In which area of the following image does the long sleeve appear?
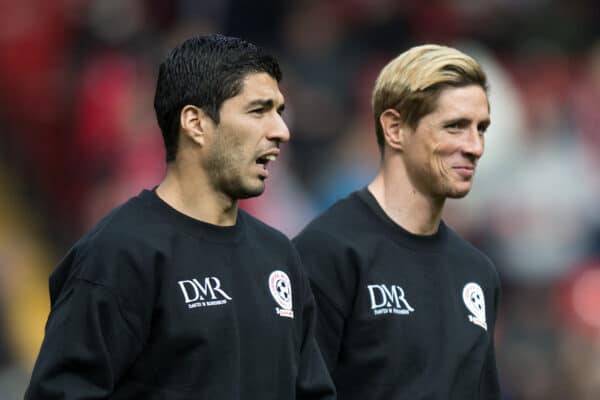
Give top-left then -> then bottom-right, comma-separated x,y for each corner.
293,248 -> 337,400
479,270 -> 502,399
25,279 -> 144,399
293,229 -> 358,374
479,336 -> 501,399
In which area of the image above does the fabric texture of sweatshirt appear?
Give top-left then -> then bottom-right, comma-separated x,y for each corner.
26,189 -> 336,400
293,188 -> 501,400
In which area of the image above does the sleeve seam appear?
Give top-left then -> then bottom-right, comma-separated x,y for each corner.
310,282 -> 347,320
74,278 -> 146,344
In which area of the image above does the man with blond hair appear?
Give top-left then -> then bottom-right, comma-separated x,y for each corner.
294,44 -> 501,399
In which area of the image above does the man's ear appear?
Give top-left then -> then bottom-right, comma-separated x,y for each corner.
180,105 -> 211,147
379,109 -> 406,151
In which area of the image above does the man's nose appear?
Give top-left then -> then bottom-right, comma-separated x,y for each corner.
462,127 -> 484,159
267,113 -> 290,143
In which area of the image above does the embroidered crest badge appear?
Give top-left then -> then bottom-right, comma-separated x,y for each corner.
463,282 -> 487,330
269,270 -> 294,318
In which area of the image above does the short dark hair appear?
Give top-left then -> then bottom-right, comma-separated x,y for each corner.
154,34 -> 282,162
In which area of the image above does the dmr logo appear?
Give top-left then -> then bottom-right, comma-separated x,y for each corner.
178,277 -> 232,309
367,284 -> 415,316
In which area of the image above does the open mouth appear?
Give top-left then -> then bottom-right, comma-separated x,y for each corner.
256,154 -> 277,166
255,153 -> 278,178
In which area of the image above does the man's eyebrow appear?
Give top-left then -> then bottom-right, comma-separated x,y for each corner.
478,119 -> 491,130
247,99 -> 274,109
247,99 -> 285,113
443,117 -> 491,126
443,118 -> 470,126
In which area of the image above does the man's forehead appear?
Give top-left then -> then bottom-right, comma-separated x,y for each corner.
238,72 -> 284,102
435,85 -> 489,117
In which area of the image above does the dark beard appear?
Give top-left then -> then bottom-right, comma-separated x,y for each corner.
205,165 -> 265,200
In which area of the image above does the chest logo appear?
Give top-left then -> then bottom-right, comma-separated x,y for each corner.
178,277 -> 232,309
463,282 -> 487,330
367,284 -> 415,316
269,270 -> 294,319
269,270 -> 294,318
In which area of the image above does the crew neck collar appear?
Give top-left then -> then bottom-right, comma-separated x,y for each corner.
356,187 -> 447,251
138,188 -> 245,243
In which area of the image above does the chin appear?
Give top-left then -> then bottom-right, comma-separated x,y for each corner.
447,191 -> 470,199
446,185 -> 473,199
232,183 -> 266,199
436,179 -> 472,199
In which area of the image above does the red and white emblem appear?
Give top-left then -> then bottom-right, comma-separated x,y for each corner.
269,270 -> 294,318
463,282 -> 487,330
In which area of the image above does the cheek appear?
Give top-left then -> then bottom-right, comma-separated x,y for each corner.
430,143 -> 448,171
430,141 -> 464,180
432,139 -> 460,160
222,132 -> 249,161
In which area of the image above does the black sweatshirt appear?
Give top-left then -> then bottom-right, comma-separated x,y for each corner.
293,188 -> 501,400
25,189 -> 335,399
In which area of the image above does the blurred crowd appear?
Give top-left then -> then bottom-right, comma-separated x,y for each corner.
1,0 -> 599,398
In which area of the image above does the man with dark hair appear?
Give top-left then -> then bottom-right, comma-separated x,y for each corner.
25,34 -> 335,399
294,44 -> 501,399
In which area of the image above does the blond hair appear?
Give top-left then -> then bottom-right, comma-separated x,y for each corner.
372,44 -> 488,153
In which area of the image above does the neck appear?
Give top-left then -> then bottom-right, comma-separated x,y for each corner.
368,158 -> 444,235
156,162 -> 238,226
